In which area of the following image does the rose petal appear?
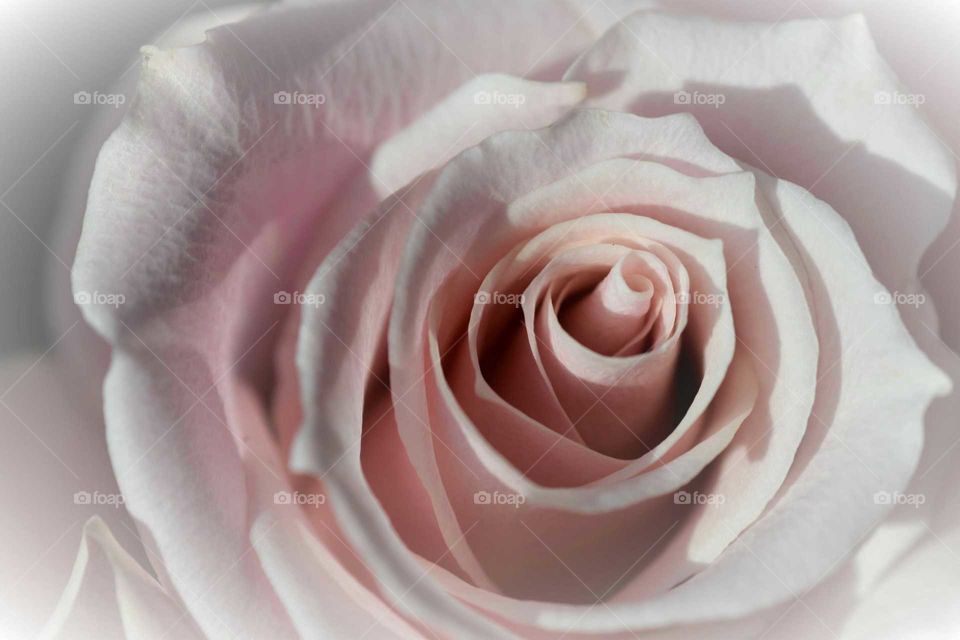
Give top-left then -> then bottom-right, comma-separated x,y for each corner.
290,184 -> 512,636
371,74 -> 586,197
540,173 -> 949,633
39,517 -> 203,640
390,109 -> 743,517
527,243 -> 686,457
0,354 -> 132,637
566,10 -> 957,299
74,2 -> 613,637
388,111 -> 816,602
839,530 -> 960,639
221,380 -> 423,640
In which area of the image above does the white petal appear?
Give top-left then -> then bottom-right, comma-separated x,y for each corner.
566,11 -> 957,298
40,518 -> 203,640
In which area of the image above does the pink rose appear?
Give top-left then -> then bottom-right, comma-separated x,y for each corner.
14,1 -> 958,639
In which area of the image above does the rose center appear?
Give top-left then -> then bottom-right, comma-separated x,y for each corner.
556,250 -> 675,357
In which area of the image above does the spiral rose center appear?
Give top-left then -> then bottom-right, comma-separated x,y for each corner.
455,216 -> 701,464
557,250 -> 675,357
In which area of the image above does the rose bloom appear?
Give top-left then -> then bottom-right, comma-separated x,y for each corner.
13,1 -> 960,639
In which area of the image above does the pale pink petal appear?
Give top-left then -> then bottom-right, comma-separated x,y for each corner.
839,531 -> 960,639
45,4 -> 267,402
566,11 -> 957,301
72,2 -> 611,638
535,173 -> 948,633
223,381 -> 424,640
39,518 -> 203,640
371,74 -> 586,197
527,243 -> 685,457
0,356 -> 128,637
388,110 -> 743,538
290,184 -> 513,637
753,329 -> 960,639
102,352 -> 299,638
463,211 -> 733,488
386,110 -> 818,604
558,249 -> 673,355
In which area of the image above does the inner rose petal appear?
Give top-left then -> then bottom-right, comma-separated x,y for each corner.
451,211 -> 737,490
415,213 -> 751,600
377,118 -> 763,609
557,249 -> 674,356
522,243 -> 687,459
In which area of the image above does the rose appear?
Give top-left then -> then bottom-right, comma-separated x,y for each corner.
21,2 -> 958,639
33,2 -> 956,636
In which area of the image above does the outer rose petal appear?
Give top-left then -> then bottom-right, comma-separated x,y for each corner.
71,1 -> 607,637
371,75 -> 587,197
566,11 -> 957,298
0,356 -> 128,637
226,381 -> 424,640
753,310 -> 960,639
860,1 -> 960,352
45,3 -> 268,405
39,518 -> 203,640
